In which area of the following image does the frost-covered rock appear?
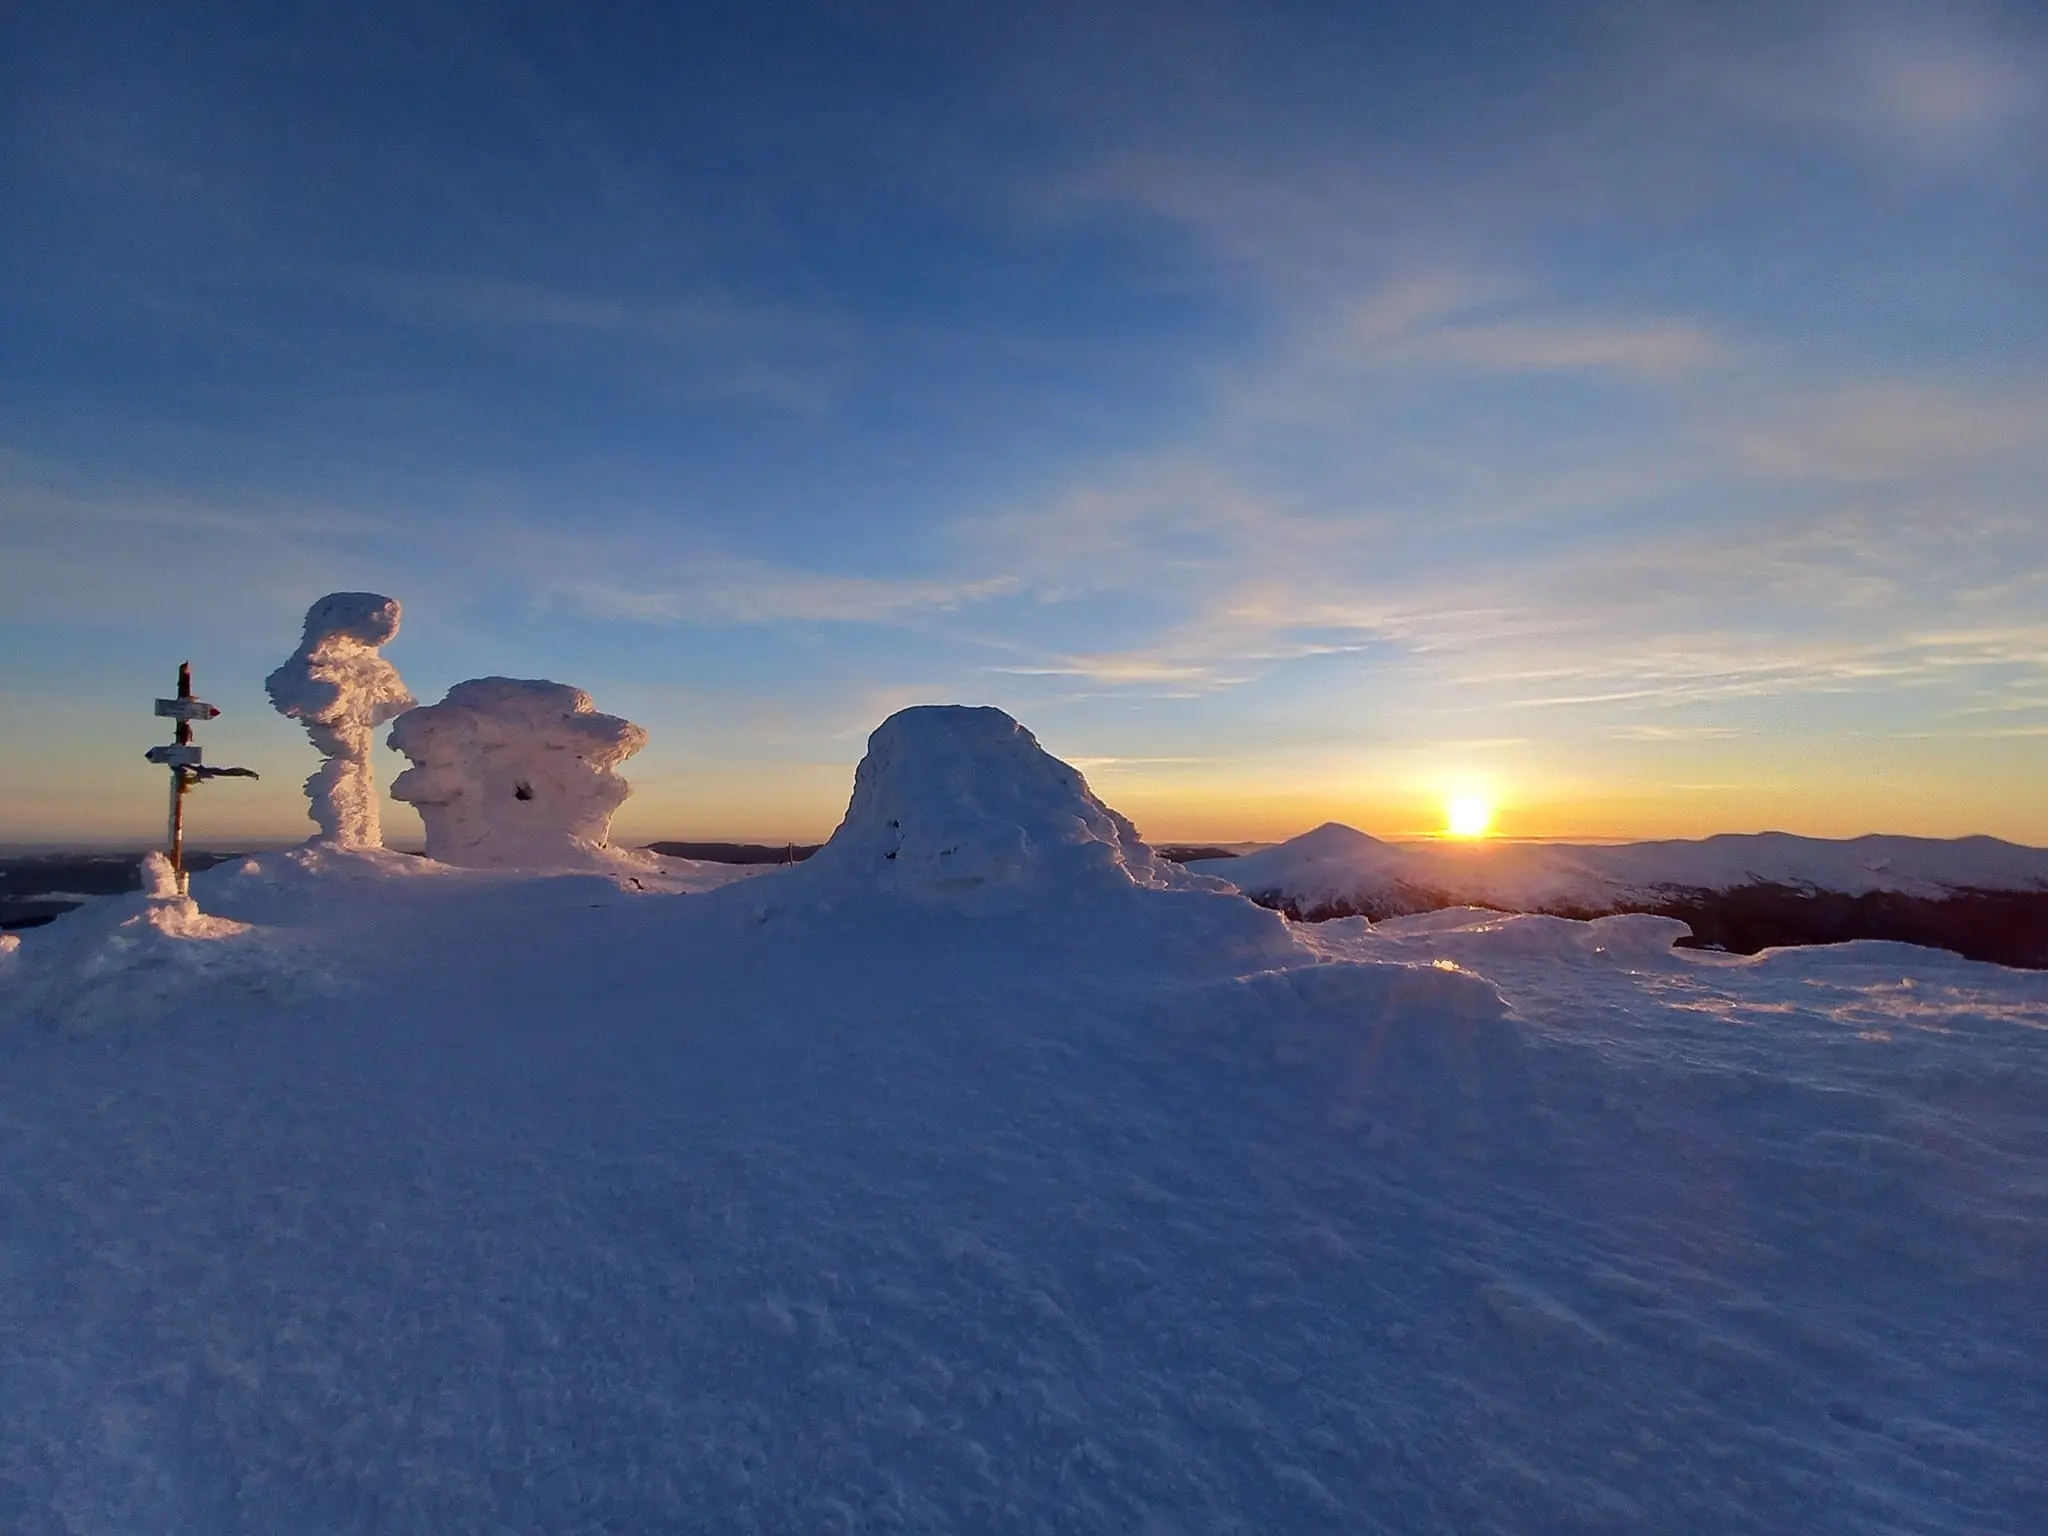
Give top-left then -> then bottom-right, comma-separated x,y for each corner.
266,592 -> 416,848
387,678 -> 648,869
792,705 -> 1222,899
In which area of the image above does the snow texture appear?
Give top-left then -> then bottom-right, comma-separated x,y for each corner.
786,705 -> 1225,904
2,755 -> 2045,1533
0,854 -> 288,1033
388,677 -> 648,870
1202,821 -> 2048,918
264,593 -> 416,848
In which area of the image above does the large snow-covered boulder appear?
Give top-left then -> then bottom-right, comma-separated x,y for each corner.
266,592 -> 417,848
792,705 -> 1216,899
387,678 -> 648,869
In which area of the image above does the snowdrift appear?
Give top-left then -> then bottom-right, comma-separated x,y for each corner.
0,854 -> 308,1033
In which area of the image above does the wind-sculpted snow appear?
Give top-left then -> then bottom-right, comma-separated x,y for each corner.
388,677 -> 648,870
266,592 -> 416,848
785,705 -> 1226,904
0,850 -> 2043,1533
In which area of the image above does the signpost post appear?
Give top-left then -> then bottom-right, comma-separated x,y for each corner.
147,662 -> 257,895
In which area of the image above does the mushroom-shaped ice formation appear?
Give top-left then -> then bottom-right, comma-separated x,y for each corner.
795,704 -> 1208,896
266,592 -> 417,847
387,678 -> 648,868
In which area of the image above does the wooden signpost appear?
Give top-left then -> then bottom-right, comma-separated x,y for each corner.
147,662 -> 257,895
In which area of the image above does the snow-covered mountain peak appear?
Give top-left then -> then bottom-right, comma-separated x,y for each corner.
1287,821 -> 1389,861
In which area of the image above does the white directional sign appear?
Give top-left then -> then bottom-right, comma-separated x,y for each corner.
155,697 -> 222,722
149,662 -> 255,896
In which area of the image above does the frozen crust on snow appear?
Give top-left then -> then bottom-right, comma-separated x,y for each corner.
788,705 -> 1224,900
388,677 -> 648,870
265,592 -> 416,849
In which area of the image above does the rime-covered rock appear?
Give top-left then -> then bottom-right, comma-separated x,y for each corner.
792,705 -> 1218,898
387,678 -> 647,869
266,593 -> 416,847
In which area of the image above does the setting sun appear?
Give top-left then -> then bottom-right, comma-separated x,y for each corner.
1446,795 -> 1494,839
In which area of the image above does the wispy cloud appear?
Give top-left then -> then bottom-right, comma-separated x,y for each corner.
310,267 -> 852,409
0,461 -> 394,629
1369,318 -> 1724,379
1065,755 -> 1216,768
1314,273 -> 1727,380
568,566 -> 1019,627
1707,16 -> 2046,158
1725,381 -> 2048,482
323,270 -> 764,340
1610,723 -> 1749,742
949,409 -> 2048,737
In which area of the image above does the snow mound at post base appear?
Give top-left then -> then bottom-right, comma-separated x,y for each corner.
787,705 -> 1225,902
0,854 -> 305,1032
388,678 -> 649,871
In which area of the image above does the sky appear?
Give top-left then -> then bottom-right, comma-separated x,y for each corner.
3,0 -> 2045,848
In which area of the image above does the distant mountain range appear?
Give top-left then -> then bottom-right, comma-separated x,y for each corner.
1189,825 -> 2048,969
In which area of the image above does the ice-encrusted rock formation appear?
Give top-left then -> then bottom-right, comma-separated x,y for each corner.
266,593 -> 416,847
387,678 -> 648,869
793,705 -> 1219,898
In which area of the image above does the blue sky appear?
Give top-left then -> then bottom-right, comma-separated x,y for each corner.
4,0 -> 2045,846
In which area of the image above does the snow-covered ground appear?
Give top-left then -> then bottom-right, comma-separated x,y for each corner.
3,717 -> 2044,1533
1195,822 -> 2048,918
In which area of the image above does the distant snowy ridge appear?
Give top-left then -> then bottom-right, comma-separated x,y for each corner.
1194,823 -> 2048,922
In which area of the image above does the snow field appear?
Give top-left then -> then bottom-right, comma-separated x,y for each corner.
2,859 -> 2043,1533
1,709 -> 2043,1533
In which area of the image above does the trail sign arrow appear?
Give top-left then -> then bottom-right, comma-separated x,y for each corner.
145,743 -> 204,768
